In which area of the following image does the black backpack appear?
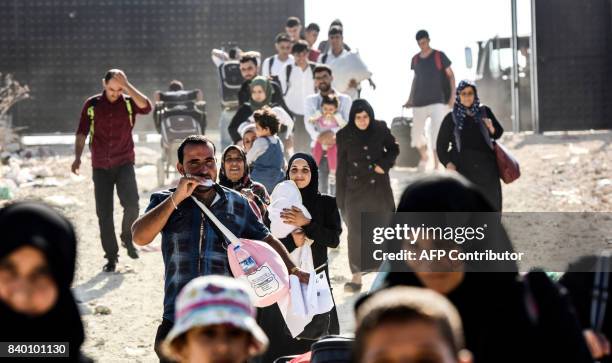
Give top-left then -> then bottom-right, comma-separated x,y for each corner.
217,60 -> 244,106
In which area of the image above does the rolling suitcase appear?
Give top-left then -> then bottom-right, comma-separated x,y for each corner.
391,107 -> 420,168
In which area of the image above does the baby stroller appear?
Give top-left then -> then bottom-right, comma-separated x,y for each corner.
154,90 -> 206,186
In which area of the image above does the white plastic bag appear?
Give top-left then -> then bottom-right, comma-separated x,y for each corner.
268,181 -> 312,239
329,51 -> 372,93
278,241 -> 334,337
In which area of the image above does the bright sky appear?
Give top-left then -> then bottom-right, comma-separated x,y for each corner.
305,0 -> 532,123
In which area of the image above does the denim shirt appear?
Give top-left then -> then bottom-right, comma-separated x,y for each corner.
145,185 -> 270,322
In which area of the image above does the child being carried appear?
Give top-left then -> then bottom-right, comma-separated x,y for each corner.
308,94 -> 346,177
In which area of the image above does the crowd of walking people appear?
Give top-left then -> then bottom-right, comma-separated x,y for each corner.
0,15 -> 610,363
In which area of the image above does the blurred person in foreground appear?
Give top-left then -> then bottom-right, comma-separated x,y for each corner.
354,286 -> 472,363
162,275 -> 268,363
0,202 -> 92,362
373,173 -> 594,363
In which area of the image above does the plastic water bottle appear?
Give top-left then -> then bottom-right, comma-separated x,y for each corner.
234,245 -> 257,274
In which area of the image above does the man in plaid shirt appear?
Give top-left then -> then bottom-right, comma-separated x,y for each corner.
131,135 -> 309,362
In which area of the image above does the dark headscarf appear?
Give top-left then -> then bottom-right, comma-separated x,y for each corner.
451,80 -> 483,131
247,76 -> 274,111
353,174 -> 519,313
396,173 -> 517,273
348,99 -> 376,141
286,153 -> 320,210
219,145 -> 253,191
398,173 -> 494,212
451,80 -> 492,152
0,202 -> 86,360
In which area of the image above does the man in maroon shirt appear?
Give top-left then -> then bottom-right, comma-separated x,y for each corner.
72,69 -> 152,272
305,22 -> 321,62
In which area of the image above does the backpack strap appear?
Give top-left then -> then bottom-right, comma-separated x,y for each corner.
283,62 -> 317,96
411,54 -> 419,68
87,97 -> 99,147
321,52 -> 328,64
124,97 -> 134,127
434,50 -> 443,71
87,96 -> 133,147
284,64 -> 293,96
268,56 -> 275,76
308,62 -> 317,73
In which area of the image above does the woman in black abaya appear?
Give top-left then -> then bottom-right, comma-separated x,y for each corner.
257,153 -> 342,363
0,202 -> 91,362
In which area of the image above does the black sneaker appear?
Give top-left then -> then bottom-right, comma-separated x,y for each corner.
127,247 -> 139,259
103,260 -> 116,273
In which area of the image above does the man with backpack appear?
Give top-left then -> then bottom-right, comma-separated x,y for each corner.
404,30 -> 456,171
319,25 -> 375,101
71,69 -> 151,272
212,46 -> 243,150
261,33 -> 294,80
278,40 -> 316,153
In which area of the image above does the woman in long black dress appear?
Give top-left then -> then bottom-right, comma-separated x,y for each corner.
336,99 -> 399,292
436,80 -> 504,211
256,153 -> 342,362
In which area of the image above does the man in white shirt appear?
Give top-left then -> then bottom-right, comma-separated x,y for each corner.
304,65 -> 352,195
279,40 -> 316,154
319,26 -> 375,100
262,33 -> 294,79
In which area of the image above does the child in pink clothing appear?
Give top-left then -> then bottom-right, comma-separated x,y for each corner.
309,94 -> 346,173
